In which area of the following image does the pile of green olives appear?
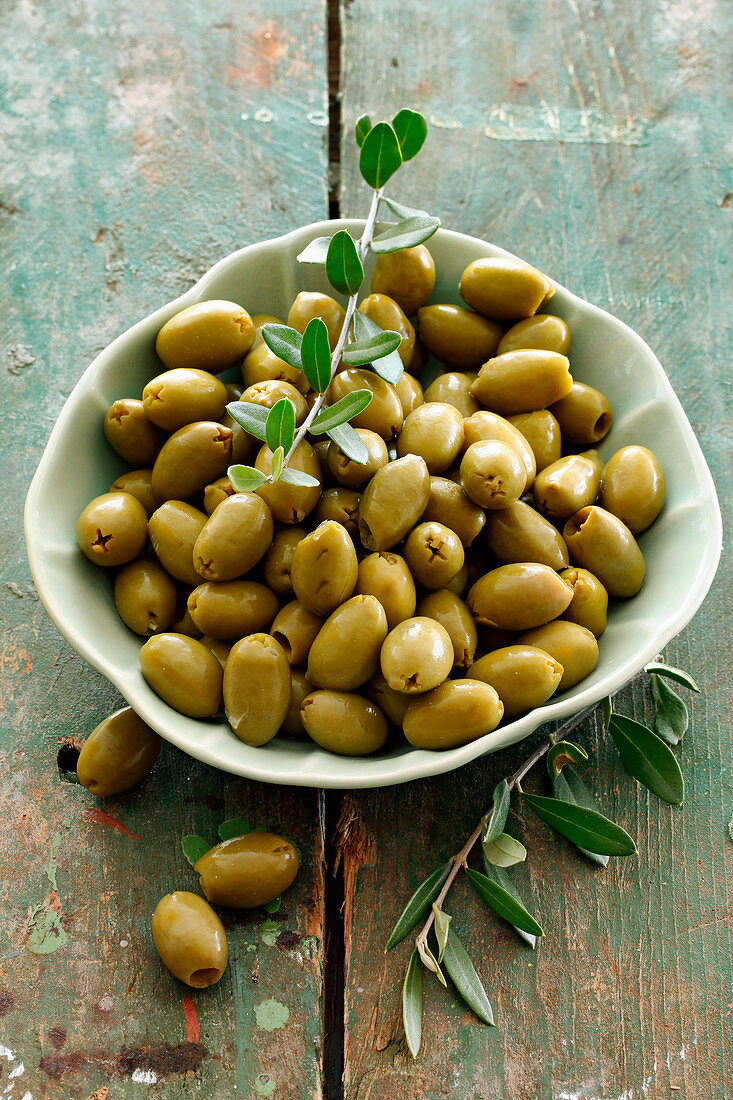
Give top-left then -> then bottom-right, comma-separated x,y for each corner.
76,248 -> 666,758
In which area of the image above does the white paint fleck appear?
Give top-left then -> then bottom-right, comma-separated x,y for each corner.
0,1048 -> 15,1062
306,110 -> 328,127
254,108 -> 274,123
131,1069 -> 157,1084
97,995 -> 114,1011
119,939 -> 128,948
20,1093 -> 32,1100
8,1064 -> 24,1079
240,113 -> 249,121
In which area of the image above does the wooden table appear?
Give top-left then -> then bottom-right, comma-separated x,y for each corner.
1,1 -> 730,1096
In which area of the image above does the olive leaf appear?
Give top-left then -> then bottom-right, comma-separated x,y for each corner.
354,114 -> 372,148
482,832 -> 527,868
385,862 -> 451,951
547,740 -> 589,777
432,905 -> 452,963
228,464 -> 267,493
359,121 -> 403,190
441,930 -> 494,1026
479,859 -> 538,948
341,330 -> 403,366
551,766 -> 609,867
392,108 -> 428,161
218,818 -> 251,841
651,674 -> 689,745
260,323 -> 303,370
371,215 -> 441,254
300,316 -> 332,393
352,311 -> 403,384
226,401 -> 269,441
482,779 -> 510,845
296,236 -> 332,264
181,835 -> 210,867
326,230 -> 364,297
402,949 -> 423,1059
417,938 -> 447,987
326,421 -> 369,464
269,446 -> 284,481
465,867 -> 544,938
522,793 -> 637,856
380,195 -> 431,221
265,398 -> 296,456
601,695 -> 613,726
279,466 -> 321,488
309,391 -> 373,434
263,896 -> 281,914
608,714 -> 684,805
644,662 -> 700,693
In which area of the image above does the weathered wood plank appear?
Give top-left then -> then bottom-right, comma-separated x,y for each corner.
339,1 -> 732,1096
0,1 -> 328,1096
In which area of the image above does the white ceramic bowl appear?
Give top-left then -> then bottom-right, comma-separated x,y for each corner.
25,220 -> 722,788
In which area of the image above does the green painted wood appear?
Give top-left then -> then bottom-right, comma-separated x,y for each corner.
339,1 -> 732,1097
0,1 -> 328,1096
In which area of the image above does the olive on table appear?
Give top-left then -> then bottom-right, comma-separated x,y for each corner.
148,500 -> 208,587
152,892 -> 228,988
459,257 -> 553,320
507,410 -> 562,473
497,314 -> 571,356
77,707 -> 162,796
312,487 -> 361,536
300,691 -> 388,756
533,451 -> 603,521
355,551 -> 416,631
396,402 -> 465,474
416,589 -> 477,670
114,557 -> 178,635
192,493 -> 274,581
103,398 -> 167,467
262,526 -> 308,596
404,521 -> 465,590
110,469 -> 157,515
417,304 -> 502,370
255,441 -> 322,524
470,351 -> 573,414
358,454 -> 431,551
77,492 -> 148,567
467,645 -> 563,719
380,616 -> 454,694
327,429 -> 389,488
599,445 -> 665,533
195,833 -> 300,909
329,369 -> 403,440
485,500 -> 569,570
468,563 -> 574,632
140,633 -> 223,717
423,372 -> 480,418
290,520 -> 358,616
223,633 -> 291,745
420,477 -> 486,547
151,421 -> 232,503
187,580 -> 279,640
395,371 -> 424,416
241,341 -> 310,394
288,291 -> 346,351
519,620 -> 598,691
558,567 -> 608,637
156,300 -> 255,373
240,380 -> 309,425
203,477 -> 236,515
358,293 -> 415,367
271,600 -> 323,665
142,368 -> 228,431
306,595 -> 388,690
564,506 -> 645,598
461,410 -> 536,488
550,381 -> 613,446
460,439 -> 527,509
403,679 -> 504,749
371,244 -> 436,316
282,668 -> 315,737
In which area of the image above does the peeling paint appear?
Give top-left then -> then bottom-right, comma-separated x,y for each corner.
254,1000 -> 289,1032
260,919 -> 283,947
254,1072 -> 275,1096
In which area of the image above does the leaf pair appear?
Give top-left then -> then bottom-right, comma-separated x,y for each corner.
297,231 -> 364,297
181,817 -> 255,866
481,779 -> 526,868
355,109 -> 427,188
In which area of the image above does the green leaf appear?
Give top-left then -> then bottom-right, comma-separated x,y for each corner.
385,862 -> 451,951
644,662 -> 700,693
326,229 -> 364,297
417,939 -> 447,987
371,215 -> 441,254
352,311 -> 403,384
652,675 -> 689,745
551,768 -> 609,867
265,398 -> 296,456
226,401 -> 269,441
354,114 -> 372,148
260,324 -> 303,370
442,930 -> 494,1026
522,793 -> 637,855
402,949 -> 423,1058
263,896 -> 281,914
228,464 -> 267,493
300,316 -> 332,393
341,330 -> 403,366
326,421 -> 369,464
278,466 -> 321,488
218,818 -> 251,840
608,714 -> 685,805
270,445 -> 284,481
482,780 -> 510,845
547,740 -> 589,777
479,859 -> 538,948
181,835 -> 210,867
310,390 -> 373,434
482,832 -> 527,868
432,905 -> 451,963
297,236 -> 332,264
465,867 -> 544,938
601,695 -> 613,726
380,195 -> 431,221
359,121 -> 403,190
392,108 -> 428,160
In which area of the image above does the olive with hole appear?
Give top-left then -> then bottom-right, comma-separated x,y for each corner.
195,832 -> 300,909
290,520 -> 358,616
468,563 -> 574,631
368,673 -> 412,728
193,493 -> 274,581
156,300 -> 255,373
461,410 -> 536,488
533,451 -> 603,521
404,521 -> 465,590
559,567 -> 608,637
507,410 -> 562,473
271,600 -> 322,665
395,371 -> 424,416
403,679 -> 504,749
380,616 -> 454,694
417,304 -> 502,370
103,398 -> 167,468
358,292 -> 415,367
307,595 -> 388,690
240,379 -> 309,425
76,707 -> 162,797
396,402 -> 464,474
151,421 -> 232,503
471,351 -> 573,415
255,441 -> 322,524
152,892 -> 228,988
355,551 -> 416,631
241,341 -> 310,394
77,492 -> 149,567
187,580 -> 279,640
371,244 -> 436,316
564,506 -> 645,598
223,633 -> 291,745
110,469 -> 157,515
421,477 -> 486,547
417,589 -> 477,670
550,382 -> 613,446
599,445 -> 665,533
288,291 -> 346,352
282,668 -> 315,737
200,636 -> 232,667
114,557 -> 178,635
460,439 -> 527,510
140,633 -> 223,717
467,645 -> 564,719
485,500 -> 569,570
300,690 -> 388,756
519,621 -> 599,691
423,372 -> 480,418
142,368 -> 228,431
329,369 -> 404,439
497,314 -> 570,356
312,487 -> 361,536
327,429 -> 389,489
262,526 -> 308,596
358,454 -> 431,551
459,257 -> 553,320
204,476 -> 236,515
148,500 -> 208,587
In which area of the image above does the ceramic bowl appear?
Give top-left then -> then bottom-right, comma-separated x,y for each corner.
24,220 -> 722,788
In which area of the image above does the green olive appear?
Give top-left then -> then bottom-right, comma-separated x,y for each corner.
241,341 -> 310,394
497,314 -> 570,356
156,300 -> 255,373
240,380 -> 309,425
329,369 -> 403,439
114,557 -> 178,635
327,429 -> 389,489
219,409 -> 256,465
300,690 -> 388,755
359,293 -> 415,366
77,492 -> 149,567
467,645 -> 563,719
104,398 -> 167,467
459,257 -> 553,320
148,501 -> 208,586
262,526 -> 308,596
142,368 -> 228,431
533,451 -> 603,521
110,469 -> 157,515
471,351 -> 572,415
423,372 -> 480,418
507,410 -> 562,473
151,421 -> 232,503
290,520 -> 358,615
356,552 -> 416,630
140,633 -> 223,717
255,441 -> 322,523
250,314 -> 284,345
358,454 -> 431,551
417,305 -> 502,370
558,567 -> 608,636
271,600 -> 322,665
518,621 -> 599,690
371,244 -> 436,316
200,636 -> 232,667
223,633 -> 290,745
396,402 -> 465,474
421,477 -> 486,547
408,337 -> 429,375
460,439 -> 527,509
368,673 -> 412,728
171,589 -> 203,639
563,506 -> 645,598
282,668 -> 315,737
599,445 -> 665,533
187,580 -> 279,640
395,371 -> 424,416
380,616 -> 454,694
403,680 -> 504,749
311,487 -> 361,537
203,477 -> 236,515
193,493 -> 273,581
288,292 -> 346,352
195,833 -> 299,908
404,521 -> 465,590
416,589 -> 477,669
77,707 -> 162,796
152,892 -> 228,988
312,439 -> 333,485
485,500 -> 569,570
468,563 -> 573,631
461,410 -> 536,488
444,561 -> 469,596
306,595 -> 388,690
550,382 -> 613,446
